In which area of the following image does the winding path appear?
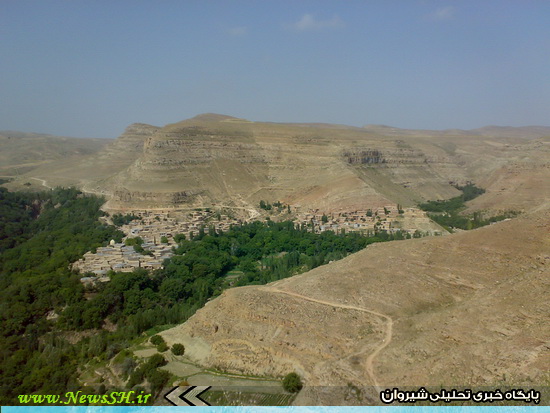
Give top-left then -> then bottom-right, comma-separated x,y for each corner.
30,177 -> 52,189
261,286 -> 393,390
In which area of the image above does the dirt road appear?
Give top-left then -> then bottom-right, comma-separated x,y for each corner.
30,177 -> 52,189
261,286 -> 393,389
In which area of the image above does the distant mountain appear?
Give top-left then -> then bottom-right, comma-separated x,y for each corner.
363,124 -> 550,139
470,125 -> 550,139
7,123 -> 159,191
0,131 -> 110,177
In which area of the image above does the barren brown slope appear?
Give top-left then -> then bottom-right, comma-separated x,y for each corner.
161,210 -> 550,404
8,123 -> 158,191
466,137 -> 550,214
0,131 -> 109,177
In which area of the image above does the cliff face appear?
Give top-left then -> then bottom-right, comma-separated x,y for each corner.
104,123 -> 160,156
98,115 -> 482,209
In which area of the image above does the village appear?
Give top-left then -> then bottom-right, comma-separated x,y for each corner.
294,205 -> 441,236
72,208 -> 241,283
73,204 -> 442,284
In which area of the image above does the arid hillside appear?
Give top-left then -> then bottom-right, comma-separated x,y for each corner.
11,114 -> 548,213
0,131 -> 109,179
5,123 -> 159,193
101,115 -> 549,211
161,208 -> 550,404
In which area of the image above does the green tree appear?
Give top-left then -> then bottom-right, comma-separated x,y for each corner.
147,369 -> 170,395
282,372 -> 303,393
150,335 -> 165,346
125,237 -> 143,246
171,343 -> 185,356
147,353 -> 167,368
174,233 -> 186,243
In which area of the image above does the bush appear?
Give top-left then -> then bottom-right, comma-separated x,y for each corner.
147,369 -> 171,395
157,342 -> 169,352
147,354 -> 167,368
150,335 -> 165,346
127,367 -> 146,388
282,372 -> 303,393
171,343 -> 185,356
119,357 -> 137,379
125,237 -> 144,246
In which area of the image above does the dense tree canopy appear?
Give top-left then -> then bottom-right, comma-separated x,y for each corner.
0,188 -> 124,403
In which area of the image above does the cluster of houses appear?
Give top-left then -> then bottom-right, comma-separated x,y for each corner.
118,209 -> 240,244
74,204 -> 441,285
73,240 -> 173,285
294,205 -> 441,236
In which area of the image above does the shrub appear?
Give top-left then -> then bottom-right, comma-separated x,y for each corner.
127,367 -> 145,388
147,369 -> 171,394
157,342 -> 169,352
147,353 -> 167,368
282,372 -> 303,393
150,335 -> 165,346
171,343 -> 185,356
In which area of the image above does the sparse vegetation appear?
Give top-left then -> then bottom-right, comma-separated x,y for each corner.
127,353 -> 169,392
259,200 -> 288,213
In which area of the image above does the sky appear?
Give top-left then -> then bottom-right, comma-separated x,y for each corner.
1,1 -> 549,138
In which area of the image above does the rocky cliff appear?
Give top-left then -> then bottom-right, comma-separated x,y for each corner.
95,115 -> 484,209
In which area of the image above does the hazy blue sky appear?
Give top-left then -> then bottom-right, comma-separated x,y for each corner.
1,1 -> 549,138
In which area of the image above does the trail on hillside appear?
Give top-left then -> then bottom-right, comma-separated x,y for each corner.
261,286 -> 393,389
30,177 -> 52,189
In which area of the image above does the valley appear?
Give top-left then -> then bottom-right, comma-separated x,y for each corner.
1,115 -> 549,406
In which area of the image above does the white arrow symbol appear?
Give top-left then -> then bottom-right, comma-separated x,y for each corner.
164,386 -> 211,406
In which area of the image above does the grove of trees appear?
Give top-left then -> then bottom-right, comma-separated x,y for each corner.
419,183 -> 517,231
